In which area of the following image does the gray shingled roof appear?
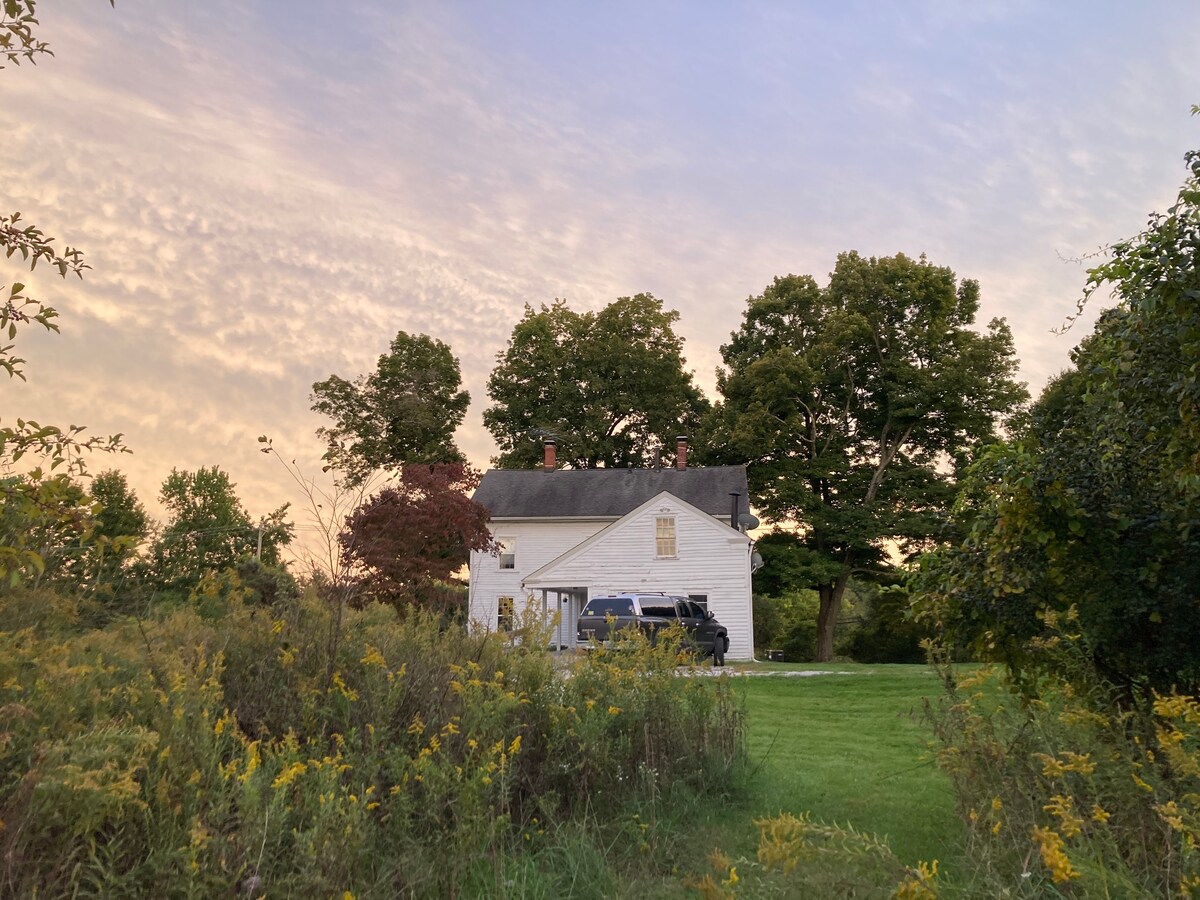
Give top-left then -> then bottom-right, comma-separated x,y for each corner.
473,466 -> 750,519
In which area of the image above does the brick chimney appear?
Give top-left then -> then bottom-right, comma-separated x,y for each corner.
543,439 -> 556,471
676,435 -> 688,470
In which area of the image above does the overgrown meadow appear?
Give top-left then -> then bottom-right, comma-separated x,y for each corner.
0,585 -> 744,897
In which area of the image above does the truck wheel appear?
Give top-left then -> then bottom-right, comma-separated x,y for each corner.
713,636 -> 726,667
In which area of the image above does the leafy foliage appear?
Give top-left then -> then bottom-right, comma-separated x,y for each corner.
1,1 -> 114,68
484,294 -> 709,469
842,583 -> 930,664
0,473 -> 93,587
751,588 -> 820,661
927,636 -> 1200,898
147,466 -> 293,594
1,10 -> 125,586
0,216 -> 127,480
339,463 -> 495,610
918,148 -> 1200,697
707,253 -> 1026,660
78,469 -> 149,590
311,331 -> 470,485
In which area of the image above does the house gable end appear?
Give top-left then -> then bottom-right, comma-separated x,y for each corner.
523,490 -> 749,588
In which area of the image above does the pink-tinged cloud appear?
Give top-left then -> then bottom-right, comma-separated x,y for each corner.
3,1 -> 1197,558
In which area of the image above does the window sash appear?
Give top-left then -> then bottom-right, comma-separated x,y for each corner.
497,596 -> 514,631
655,517 -> 676,557
498,539 -> 516,570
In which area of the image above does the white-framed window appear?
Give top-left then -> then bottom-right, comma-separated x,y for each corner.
498,538 -> 516,570
688,593 -> 709,613
655,516 -> 676,557
498,596 -> 515,631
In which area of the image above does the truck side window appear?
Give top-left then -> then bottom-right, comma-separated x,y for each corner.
640,601 -> 676,618
583,597 -> 635,617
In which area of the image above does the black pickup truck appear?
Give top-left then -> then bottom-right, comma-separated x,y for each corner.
576,593 -> 729,666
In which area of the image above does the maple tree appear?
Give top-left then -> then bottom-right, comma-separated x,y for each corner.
339,463 -> 496,610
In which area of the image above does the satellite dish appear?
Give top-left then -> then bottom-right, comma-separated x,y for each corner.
750,551 -> 764,573
738,512 -> 760,531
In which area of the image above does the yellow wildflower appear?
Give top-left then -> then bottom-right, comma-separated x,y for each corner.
361,645 -> 387,668
238,741 -> 261,784
1033,826 -> 1079,884
272,762 -> 307,789
331,672 -> 359,702
1044,795 -> 1084,838
1036,753 -> 1066,778
1061,752 -> 1096,776
1157,801 -> 1186,831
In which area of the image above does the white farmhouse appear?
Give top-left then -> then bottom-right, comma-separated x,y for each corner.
467,438 -> 756,660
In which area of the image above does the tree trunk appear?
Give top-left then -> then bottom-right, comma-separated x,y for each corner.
815,572 -> 850,662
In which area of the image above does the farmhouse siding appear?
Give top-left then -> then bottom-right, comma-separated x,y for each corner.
525,493 -> 754,659
467,519 -> 609,631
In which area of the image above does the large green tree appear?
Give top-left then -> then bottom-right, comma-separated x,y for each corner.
484,294 -> 708,469
707,253 -> 1026,660
148,467 -> 292,593
918,147 -> 1200,697
311,331 -> 469,485
82,469 -> 149,590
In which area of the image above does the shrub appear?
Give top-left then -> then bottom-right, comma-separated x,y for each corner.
925,627 -> 1200,898
844,584 -> 930,664
752,590 -> 819,661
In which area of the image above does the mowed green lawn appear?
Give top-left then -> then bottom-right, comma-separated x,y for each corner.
734,663 -> 963,870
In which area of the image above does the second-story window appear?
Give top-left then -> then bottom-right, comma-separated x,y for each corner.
498,538 -> 516,570
655,516 -> 676,557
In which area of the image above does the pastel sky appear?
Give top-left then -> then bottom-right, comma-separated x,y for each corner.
5,1 -> 1198,551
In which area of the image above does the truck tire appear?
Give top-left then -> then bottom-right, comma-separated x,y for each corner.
712,635 -> 726,667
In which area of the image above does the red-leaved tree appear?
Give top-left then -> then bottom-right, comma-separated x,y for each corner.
340,463 -> 496,611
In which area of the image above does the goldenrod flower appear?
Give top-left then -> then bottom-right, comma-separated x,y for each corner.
1033,826 -> 1079,884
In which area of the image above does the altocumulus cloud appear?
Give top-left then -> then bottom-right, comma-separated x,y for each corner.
2,0 -> 1198,551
